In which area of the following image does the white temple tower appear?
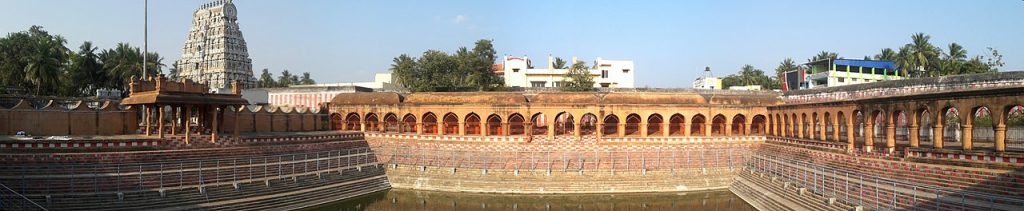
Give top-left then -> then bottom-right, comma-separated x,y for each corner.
176,0 -> 257,89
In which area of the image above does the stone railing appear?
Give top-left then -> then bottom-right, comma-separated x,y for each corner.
783,71 -> 1024,104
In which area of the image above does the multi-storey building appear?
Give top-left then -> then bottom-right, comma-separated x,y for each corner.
175,0 -> 257,89
501,55 -> 635,88
782,59 -> 902,91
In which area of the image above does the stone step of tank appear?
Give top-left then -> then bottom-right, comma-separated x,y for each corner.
740,170 -> 848,211
729,179 -> 791,211
38,166 -> 386,210
216,178 -> 390,211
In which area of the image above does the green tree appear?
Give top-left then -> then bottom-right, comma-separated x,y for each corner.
874,48 -> 897,61
560,61 -> 595,91
167,63 -> 179,81
906,33 -> 940,77
299,72 -> 315,85
808,51 -> 839,62
258,68 -> 276,88
722,64 -> 779,90
552,57 -> 568,69
61,41 -> 105,96
389,39 -> 502,91
1,26 -> 72,95
277,70 -> 295,87
100,43 -> 145,92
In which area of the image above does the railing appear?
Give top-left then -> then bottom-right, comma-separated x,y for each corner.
747,154 -> 1024,211
0,147 -> 379,199
371,142 -> 753,172
0,182 -> 47,211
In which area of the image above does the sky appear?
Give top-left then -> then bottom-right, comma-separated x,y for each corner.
2,0 -> 1022,88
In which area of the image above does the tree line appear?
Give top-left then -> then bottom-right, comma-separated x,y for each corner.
0,26 -> 164,97
257,68 -> 315,88
388,39 -> 503,92
722,33 -> 1005,90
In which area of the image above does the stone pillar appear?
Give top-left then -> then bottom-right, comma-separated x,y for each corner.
961,123 -> 973,151
503,123 -> 510,136
886,115 -> 896,152
145,106 -> 152,136
724,118 -> 732,136
233,107 -> 241,138
547,118 -> 556,139
846,122 -> 855,150
211,106 -> 219,143
682,123 -> 690,136
704,123 -> 712,136
745,123 -> 752,135
573,122 -> 581,138
864,122 -> 874,152
481,122 -> 488,136
416,122 -> 423,135
458,121 -> 465,136
360,122 -> 366,132
184,105 -> 192,144
819,121 -> 827,141
617,123 -> 625,137
995,123 -> 1007,152
909,119 -> 920,147
171,106 -> 178,136
596,123 -> 604,139
158,105 -> 165,138
662,122 -> 670,137
525,123 -> 533,137
831,122 -> 840,143
933,121 -> 944,149
639,123 -> 648,138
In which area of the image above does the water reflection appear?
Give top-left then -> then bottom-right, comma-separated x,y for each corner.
306,189 -> 754,211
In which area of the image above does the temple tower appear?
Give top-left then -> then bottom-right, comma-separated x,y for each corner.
176,0 -> 257,89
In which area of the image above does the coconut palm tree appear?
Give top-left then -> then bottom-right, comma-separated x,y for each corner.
907,33 -> 940,77
24,32 -> 69,95
808,51 -> 839,62
940,43 -> 967,75
874,48 -> 896,61
101,43 -> 144,92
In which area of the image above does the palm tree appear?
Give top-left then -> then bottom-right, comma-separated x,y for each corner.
874,48 -> 896,61
808,51 -> 839,63
24,33 -> 68,95
907,33 -> 940,77
895,46 -> 915,77
101,43 -> 144,92
941,43 -> 967,75
552,57 -> 568,69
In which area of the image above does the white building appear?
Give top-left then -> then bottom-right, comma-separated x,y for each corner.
293,73 -> 400,90
783,59 -> 903,91
693,67 -> 722,89
501,55 -> 635,88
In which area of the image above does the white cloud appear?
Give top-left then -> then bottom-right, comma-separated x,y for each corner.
452,15 -> 467,24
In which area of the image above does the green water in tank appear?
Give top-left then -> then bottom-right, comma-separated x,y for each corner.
304,189 -> 754,211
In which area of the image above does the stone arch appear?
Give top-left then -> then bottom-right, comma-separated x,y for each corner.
812,112 -> 820,139
868,110 -> 886,146
894,110 -> 908,142
971,106 -> 994,149
1006,105 -> 1024,151
669,114 -> 685,136
554,112 -> 575,136
402,113 -> 417,133
837,111 -> 847,141
943,107 -> 960,143
854,110 -> 864,140
801,113 -> 810,138
731,114 -> 746,135
330,113 -> 343,130
712,114 -> 727,136
776,113 -> 783,136
508,113 -> 526,135
486,114 -> 502,136
465,113 -> 481,135
345,112 -> 360,131
365,113 -> 379,132
603,114 -> 620,136
917,108 -> 933,145
531,113 -> 547,136
422,112 -> 438,134
442,112 -> 458,135
790,113 -> 798,137
647,113 -> 664,136
383,113 -> 399,133
624,113 -> 642,136
692,114 -> 707,136
580,113 -> 598,136
751,114 -> 767,135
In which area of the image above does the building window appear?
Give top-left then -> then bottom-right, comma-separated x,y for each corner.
600,83 -> 611,88
601,70 -> 608,78
837,77 -> 845,83
622,69 -> 630,73
512,68 -> 520,73
852,78 -> 858,82
531,81 -> 547,87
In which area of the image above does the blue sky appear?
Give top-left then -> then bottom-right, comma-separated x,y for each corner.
2,0 -> 1022,87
